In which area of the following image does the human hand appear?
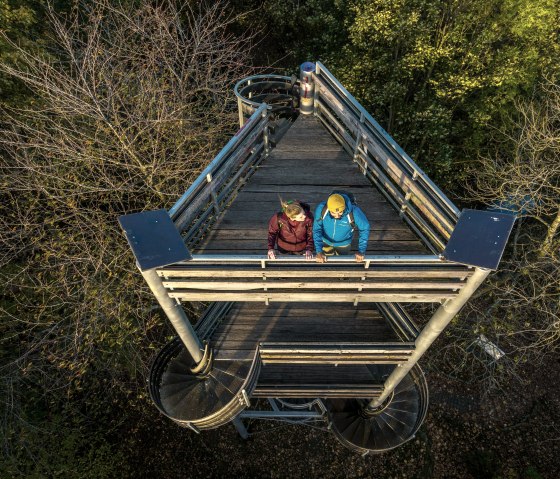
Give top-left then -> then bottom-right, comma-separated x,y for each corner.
316,252 -> 327,263
267,249 -> 276,259
355,253 -> 365,262
305,250 -> 313,260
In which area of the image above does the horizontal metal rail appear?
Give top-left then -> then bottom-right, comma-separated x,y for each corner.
376,303 -> 420,342
168,103 -> 269,236
167,291 -> 457,303
157,257 -> 471,303
238,410 -> 324,419
313,62 -> 459,253
163,279 -> 466,291
252,385 -> 383,399
159,265 -> 473,279
259,342 -> 415,365
172,254 -> 445,264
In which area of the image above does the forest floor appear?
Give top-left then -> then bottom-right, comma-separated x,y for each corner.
124,356 -> 560,479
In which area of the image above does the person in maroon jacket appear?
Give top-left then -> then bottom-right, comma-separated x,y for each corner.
267,199 -> 314,259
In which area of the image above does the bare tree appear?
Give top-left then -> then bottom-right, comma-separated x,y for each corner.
0,0 -> 252,409
438,79 -> 560,389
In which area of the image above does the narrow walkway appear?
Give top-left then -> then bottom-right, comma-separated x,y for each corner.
193,115 -> 423,382
195,115 -> 426,255
211,303 -> 397,361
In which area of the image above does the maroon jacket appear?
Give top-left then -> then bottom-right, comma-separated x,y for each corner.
268,208 -> 314,253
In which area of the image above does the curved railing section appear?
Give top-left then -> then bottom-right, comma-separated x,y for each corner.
234,74 -> 298,125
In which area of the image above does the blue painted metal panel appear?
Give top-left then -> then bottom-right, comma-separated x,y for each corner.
118,209 -> 191,270
443,209 -> 516,270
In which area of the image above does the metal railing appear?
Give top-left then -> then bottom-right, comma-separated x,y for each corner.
160,65 -> 469,293
234,74 -> 297,126
313,62 -> 460,253
168,103 -> 270,246
157,256 -> 474,304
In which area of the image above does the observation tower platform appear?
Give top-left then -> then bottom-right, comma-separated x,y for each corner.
119,62 -> 515,454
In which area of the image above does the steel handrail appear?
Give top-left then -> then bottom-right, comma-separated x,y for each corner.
173,254 -> 445,265
168,103 -> 269,222
315,62 -> 459,219
234,74 -> 295,109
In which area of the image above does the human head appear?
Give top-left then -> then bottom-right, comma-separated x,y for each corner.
327,194 -> 345,219
281,199 -> 305,221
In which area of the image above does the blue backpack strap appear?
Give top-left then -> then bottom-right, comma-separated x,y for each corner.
320,204 -> 329,222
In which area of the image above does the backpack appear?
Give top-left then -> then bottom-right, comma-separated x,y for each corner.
319,190 -> 357,230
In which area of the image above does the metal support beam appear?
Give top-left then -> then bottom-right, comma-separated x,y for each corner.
141,268 -> 203,364
367,267 -> 490,410
232,417 -> 249,439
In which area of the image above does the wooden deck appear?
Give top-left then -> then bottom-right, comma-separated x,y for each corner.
211,302 -> 398,362
194,115 -> 424,389
194,115 -> 427,255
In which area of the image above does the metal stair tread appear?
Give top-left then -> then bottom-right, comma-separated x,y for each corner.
159,379 -> 199,405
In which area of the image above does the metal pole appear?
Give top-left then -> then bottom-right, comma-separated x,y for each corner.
237,97 -> 244,128
232,417 -> 249,439
262,109 -> 270,155
141,267 -> 204,364
367,267 -> 490,410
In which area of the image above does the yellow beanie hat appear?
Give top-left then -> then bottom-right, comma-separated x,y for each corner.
327,194 -> 345,214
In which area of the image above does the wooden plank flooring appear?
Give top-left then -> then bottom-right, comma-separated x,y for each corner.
211,303 -> 398,361
192,115 -> 422,384
194,114 -> 427,255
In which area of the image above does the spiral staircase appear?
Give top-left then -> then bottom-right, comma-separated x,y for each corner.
327,365 -> 428,453
150,338 -> 260,430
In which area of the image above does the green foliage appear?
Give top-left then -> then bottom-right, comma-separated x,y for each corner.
231,0 -> 347,71
0,386 -> 131,478
524,466 -> 544,479
246,0 -> 559,190
0,0 -> 42,105
329,0 -> 560,189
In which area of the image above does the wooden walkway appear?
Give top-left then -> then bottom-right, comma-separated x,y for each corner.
195,115 -> 427,255
211,303 -> 397,361
193,115 -> 424,387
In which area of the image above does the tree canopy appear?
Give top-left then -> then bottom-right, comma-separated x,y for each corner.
0,0 -> 559,475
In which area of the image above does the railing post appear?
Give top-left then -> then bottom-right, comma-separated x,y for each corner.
366,267 -> 490,411
207,173 -> 220,216
141,268 -> 204,364
300,62 -> 316,115
262,108 -> 271,155
237,96 -> 244,128
354,112 -> 366,173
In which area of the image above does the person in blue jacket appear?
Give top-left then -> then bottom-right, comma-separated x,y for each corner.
313,193 -> 370,263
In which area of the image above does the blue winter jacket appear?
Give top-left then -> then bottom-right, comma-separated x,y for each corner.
313,194 -> 370,254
